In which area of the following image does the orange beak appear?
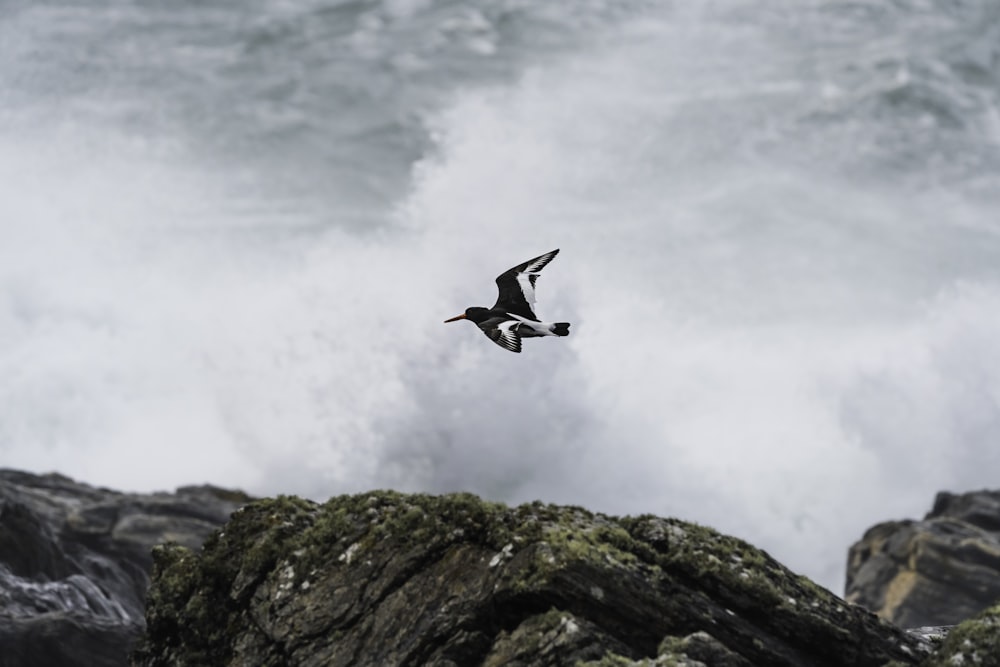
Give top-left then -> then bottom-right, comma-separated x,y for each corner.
444,313 -> 467,323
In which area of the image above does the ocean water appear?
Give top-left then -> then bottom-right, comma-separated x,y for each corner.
3,0 -> 1000,593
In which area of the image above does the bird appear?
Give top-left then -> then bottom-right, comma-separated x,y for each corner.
444,249 -> 570,353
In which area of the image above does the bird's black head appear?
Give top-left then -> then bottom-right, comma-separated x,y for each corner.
463,307 -> 491,323
444,306 -> 491,324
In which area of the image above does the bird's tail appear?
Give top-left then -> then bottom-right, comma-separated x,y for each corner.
552,322 -> 570,337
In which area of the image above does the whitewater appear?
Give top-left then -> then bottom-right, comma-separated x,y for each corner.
2,0 -> 999,592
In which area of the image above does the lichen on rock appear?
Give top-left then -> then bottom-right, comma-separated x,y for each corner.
919,603 -> 1000,667
132,490 -> 927,666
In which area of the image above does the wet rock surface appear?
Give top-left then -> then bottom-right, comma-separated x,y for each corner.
846,489 -> 1000,628
0,469 -> 249,667
133,491 -> 926,667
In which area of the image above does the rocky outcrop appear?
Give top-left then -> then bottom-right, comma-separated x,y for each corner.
0,469 -> 250,667
132,491 -> 927,667
845,489 -> 1000,628
920,602 -> 1000,667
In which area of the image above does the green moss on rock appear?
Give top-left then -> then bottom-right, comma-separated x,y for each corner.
920,603 -> 1000,667
133,491 -> 927,667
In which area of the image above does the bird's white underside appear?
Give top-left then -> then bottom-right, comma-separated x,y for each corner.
506,314 -> 561,336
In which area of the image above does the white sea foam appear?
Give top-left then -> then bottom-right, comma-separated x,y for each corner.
2,0 -> 999,593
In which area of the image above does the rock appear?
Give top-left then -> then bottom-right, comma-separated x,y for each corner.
920,603 -> 1000,667
579,630 -> 749,666
845,489 -> 1000,627
133,491 -> 925,667
905,626 -> 954,655
0,469 -> 250,667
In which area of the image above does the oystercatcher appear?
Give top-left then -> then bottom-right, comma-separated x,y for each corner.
444,249 -> 570,353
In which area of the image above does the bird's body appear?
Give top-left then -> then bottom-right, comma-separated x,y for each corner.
445,249 -> 570,353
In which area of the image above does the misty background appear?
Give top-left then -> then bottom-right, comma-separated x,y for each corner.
3,0 -> 1000,593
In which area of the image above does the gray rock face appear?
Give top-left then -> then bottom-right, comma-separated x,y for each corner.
133,492 -> 926,667
845,489 -> 1000,628
0,469 -> 249,667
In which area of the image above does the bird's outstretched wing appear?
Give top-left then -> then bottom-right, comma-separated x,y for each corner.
483,320 -> 522,353
492,249 -> 559,321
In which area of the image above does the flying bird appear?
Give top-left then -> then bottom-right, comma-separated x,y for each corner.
444,249 -> 570,353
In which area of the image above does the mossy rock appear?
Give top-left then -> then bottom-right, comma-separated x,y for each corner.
920,603 -> 1000,666
132,491 -> 925,667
